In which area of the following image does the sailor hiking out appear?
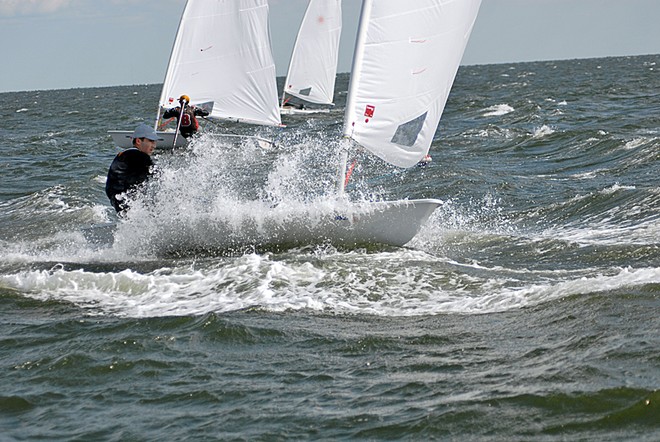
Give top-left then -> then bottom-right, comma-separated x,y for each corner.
105,123 -> 160,214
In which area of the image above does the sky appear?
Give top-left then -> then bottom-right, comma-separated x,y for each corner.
1,0 -> 659,92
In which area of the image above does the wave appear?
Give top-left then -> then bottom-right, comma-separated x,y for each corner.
483,104 -> 514,117
1,245 -> 658,318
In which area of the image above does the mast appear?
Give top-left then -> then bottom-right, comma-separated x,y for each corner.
154,0 -> 189,130
336,0 -> 372,195
342,0 -> 372,140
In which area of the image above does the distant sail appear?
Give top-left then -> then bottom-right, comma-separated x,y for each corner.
343,0 -> 482,167
160,0 -> 281,127
282,0 -> 342,106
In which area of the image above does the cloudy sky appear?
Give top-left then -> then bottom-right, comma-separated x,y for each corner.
1,0 -> 659,92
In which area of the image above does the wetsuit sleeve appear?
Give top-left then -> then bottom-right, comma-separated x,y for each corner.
163,107 -> 180,119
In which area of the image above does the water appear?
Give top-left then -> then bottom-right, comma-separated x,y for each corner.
1,55 -> 659,440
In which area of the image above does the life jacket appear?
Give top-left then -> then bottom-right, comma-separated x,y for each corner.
179,107 -> 199,131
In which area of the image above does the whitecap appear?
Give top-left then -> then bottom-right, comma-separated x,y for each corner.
600,183 -> 636,195
3,257 -> 658,318
623,137 -> 648,150
531,125 -> 555,138
483,104 -> 514,117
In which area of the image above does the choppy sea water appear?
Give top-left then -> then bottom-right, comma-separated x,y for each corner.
0,55 -> 659,440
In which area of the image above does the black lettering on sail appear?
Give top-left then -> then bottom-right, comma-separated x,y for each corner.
391,112 -> 427,147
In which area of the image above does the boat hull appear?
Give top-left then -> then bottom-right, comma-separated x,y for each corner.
148,198 -> 443,255
93,199 -> 441,255
108,131 -> 276,150
273,198 -> 442,248
280,107 -> 331,116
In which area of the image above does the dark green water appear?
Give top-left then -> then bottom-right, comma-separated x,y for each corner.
0,55 -> 659,440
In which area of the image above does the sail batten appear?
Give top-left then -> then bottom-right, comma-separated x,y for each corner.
343,0 -> 482,168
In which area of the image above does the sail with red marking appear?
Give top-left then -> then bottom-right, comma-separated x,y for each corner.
343,0 -> 482,167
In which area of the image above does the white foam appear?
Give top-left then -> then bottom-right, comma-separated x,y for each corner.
104,133 -> 397,256
600,183 -> 636,194
540,217 -> 659,247
570,168 -> 606,179
483,104 -> 514,117
531,125 -> 555,138
623,137 -> 650,150
2,252 -> 658,318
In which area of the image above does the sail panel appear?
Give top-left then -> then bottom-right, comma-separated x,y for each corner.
343,0 -> 482,167
283,0 -> 342,105
159,0 -> 281,127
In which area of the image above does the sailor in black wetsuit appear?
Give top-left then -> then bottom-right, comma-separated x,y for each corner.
105,123 -> 160,213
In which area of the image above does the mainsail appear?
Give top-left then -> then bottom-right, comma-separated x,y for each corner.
281,0 -> 342,107
159,0 -> 282,127
343,0 -> 482,168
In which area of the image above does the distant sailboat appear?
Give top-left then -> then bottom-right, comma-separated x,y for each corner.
280,0 -> 342,115
109,0 -> 282,149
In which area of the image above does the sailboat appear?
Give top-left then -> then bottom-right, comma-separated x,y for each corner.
108,0 -> 282,149
280,0 -> 342,115
313,0 -> 483,247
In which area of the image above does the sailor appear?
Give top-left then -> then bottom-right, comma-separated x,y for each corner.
163,94 -> 210,139
417,154 -> 433,167
281,97 -> 305,110
105,123 -> 160,214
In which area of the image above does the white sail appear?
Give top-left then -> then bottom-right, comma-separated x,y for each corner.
343,0 -> 482,168
282,0 -> 342,106
159,0 -> 281,127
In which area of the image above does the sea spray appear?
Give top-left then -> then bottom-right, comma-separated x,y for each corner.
111,130 -> 399,256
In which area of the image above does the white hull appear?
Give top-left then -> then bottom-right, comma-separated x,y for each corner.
93,199 -> 441,255
108,130 -> 187,149
271,198 -> 441,248
149,198 -> 443,255
280,107 -> 331,116
108,131 -> 275,150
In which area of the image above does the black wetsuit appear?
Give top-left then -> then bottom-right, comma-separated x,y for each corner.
105,148 -> 153,213
163,105 -> 209,138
